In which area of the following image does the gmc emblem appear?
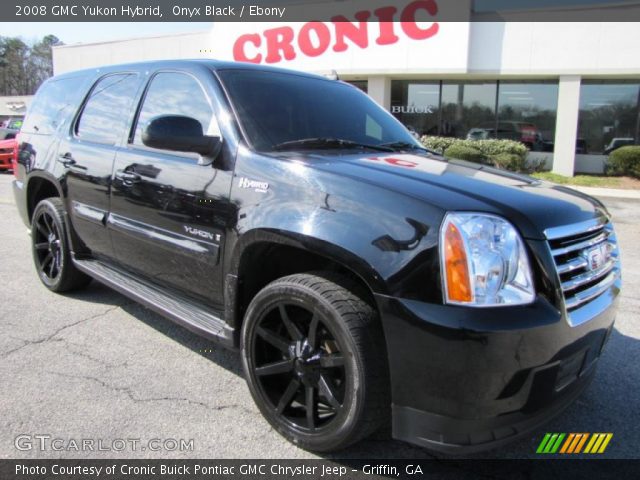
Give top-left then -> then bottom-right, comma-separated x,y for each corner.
585,244 -> 610,272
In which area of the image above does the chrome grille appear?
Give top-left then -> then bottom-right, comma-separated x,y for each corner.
546,218 -> 620,314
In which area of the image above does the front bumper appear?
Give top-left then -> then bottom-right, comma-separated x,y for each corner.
376,293 -> 617,454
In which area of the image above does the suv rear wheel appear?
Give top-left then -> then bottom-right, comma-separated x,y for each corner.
31,198 -> 91,292
241,272 -> 389,452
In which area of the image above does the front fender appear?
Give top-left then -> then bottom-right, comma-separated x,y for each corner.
228,151 -> 446,304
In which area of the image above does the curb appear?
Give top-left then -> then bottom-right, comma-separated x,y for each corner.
570,186 -> 640,200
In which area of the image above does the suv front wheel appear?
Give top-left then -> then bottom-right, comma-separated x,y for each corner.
241,272 -> 389,452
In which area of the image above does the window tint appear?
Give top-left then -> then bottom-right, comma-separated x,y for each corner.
22,75 -> 87,135
217,70 -> 416,152
76,74 -> 139,145
133,72 -> 215,147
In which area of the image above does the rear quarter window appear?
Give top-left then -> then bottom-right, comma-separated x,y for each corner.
22,75 -> 87,135
76,73 -> 140,146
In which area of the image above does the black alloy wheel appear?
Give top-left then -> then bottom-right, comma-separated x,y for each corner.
31,198 -> 91,292
252,301 -> 347,432
241,272 -> 389,452
33,208 -> 63,284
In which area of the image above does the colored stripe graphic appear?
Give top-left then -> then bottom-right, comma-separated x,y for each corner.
550,433 -> 565,453
567,433 -> 584,453
584,433 -> 614,454
559,433 -> 575,454
584,433 -> 599,453
536,433 -> 552,453
574,433 -> 589,453
597,433 -> 613,453
536,433 -> 566,453
537,433 -> 612,454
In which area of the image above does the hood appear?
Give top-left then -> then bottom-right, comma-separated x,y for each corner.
281,151 -> 609,240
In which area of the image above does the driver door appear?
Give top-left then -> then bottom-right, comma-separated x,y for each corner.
108,70 -> 234,306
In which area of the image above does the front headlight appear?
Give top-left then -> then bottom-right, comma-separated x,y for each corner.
440,212 -> 535,306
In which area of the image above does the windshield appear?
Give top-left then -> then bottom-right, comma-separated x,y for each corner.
217,69 -> 421,153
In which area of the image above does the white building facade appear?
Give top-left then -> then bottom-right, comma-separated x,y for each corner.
52,2 -> 640,175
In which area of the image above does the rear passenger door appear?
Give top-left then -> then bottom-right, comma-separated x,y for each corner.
59,72 -> 143,259
109,70 -> 234,306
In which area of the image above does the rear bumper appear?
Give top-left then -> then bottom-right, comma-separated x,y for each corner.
376,293 -> 617,454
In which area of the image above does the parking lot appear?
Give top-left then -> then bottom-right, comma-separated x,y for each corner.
0,172 -> 638,460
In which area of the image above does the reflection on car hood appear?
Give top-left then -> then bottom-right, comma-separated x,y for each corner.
284,151 -> 609,240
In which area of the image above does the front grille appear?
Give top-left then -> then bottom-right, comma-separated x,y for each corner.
0,148 -> 12,154
546,219 -> 620,314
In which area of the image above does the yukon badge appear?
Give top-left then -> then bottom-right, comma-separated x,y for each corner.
183,226 -> 219,242
238,176 -> 269,193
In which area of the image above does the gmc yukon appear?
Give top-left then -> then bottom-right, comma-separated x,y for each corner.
13,60 -> 621,453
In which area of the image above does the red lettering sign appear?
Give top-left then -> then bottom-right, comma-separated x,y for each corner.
264,26 -> 297,63
232,0 -> 440,64
332,12 -> 371,52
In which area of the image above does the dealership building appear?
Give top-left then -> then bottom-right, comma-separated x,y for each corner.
52,1 -> 640,175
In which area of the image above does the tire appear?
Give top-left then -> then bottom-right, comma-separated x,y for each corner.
241,272 -> 389,452
31,197 -> 91,292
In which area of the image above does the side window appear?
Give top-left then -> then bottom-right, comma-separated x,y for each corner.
76,73 -> 139,145
22,75 -> 86,135
133,72 -> 216,148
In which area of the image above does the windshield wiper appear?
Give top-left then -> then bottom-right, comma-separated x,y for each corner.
272,138 -> 394,152
379,141 -> 433,153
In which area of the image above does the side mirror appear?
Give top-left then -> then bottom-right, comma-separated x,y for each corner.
142,115 -> 220,157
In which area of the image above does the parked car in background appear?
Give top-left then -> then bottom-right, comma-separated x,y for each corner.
404,124 -> 420,139
0,137 -> 17,171
604,138 -> 635,155
0,117 -> 22,140
466,127 -> 493,141
467,121 -> 545,150
6,118 -> 23,130
0,128 -> 17,140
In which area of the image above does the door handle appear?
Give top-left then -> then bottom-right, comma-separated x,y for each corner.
115,170 -> 141,185
57,153 -> 76,167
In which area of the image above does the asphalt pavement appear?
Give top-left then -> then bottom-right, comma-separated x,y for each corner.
0,172 -> 638,460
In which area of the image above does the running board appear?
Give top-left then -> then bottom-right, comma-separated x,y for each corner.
73,257 -> 235,349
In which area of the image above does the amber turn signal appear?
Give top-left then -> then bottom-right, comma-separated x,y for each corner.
443,221 -> 473,303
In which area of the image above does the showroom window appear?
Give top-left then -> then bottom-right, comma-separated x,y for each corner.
390,81 -> 441,136
389,80 -> 559,149
497,81 -> 558,151
441,82 -> 497,140
577,81 -> 640,154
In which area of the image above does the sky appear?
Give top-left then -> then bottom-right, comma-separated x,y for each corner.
0,22 -> 212,45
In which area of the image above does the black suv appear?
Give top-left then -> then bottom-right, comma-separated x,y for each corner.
13,60 -> 621,454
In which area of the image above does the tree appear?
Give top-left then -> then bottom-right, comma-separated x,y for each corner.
0,35 -> 62,96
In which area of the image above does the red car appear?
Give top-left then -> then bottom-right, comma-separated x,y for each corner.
0,137 -> 17,171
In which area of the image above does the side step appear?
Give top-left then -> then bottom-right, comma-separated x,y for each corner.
73,257 -> 235,349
